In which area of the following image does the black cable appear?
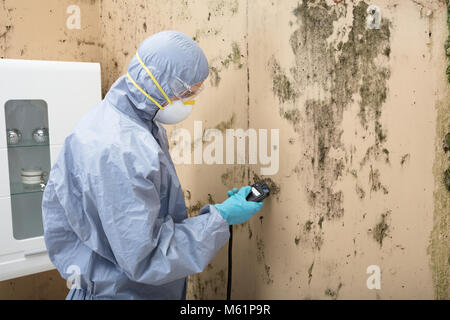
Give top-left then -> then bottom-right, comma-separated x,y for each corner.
226,225 -> 233,300
226,183 -> 269,300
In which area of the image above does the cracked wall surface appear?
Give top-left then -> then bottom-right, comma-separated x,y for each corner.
1,0 -> 449,299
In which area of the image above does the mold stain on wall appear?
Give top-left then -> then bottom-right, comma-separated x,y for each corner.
369,210 -> 391,247
271,0 -> 392,254
256,236 -> 274,285
188,264 -> 227,299
221,42 -> 243,69
221,166 -> 247,187
208,0 -> 239,17
445,0 -> 450,81
190,112 -> 236,151
0,0 -> 12,55
428,0 -> 450,300
208,42 -> 244,88
209,65 -> 222,87
184,191 -> 217,218
430,95 -> 450,299
324,282 -> 343,300
252,172 -> 281,200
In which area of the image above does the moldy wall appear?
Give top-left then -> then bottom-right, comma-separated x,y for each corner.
0,0 -> 449,299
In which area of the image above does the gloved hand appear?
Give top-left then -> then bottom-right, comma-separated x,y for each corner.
227,188 -> 238,197
215,186 -> 264,225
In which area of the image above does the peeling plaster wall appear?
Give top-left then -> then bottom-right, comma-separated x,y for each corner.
0,0 -> 449,299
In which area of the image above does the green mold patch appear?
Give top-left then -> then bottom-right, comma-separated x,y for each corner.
230,0 -> 239,14
370,211 -> 391,247
334,2 -> 391,130
325,282 -> 343,300
0,25 -> 12,40
191,112 -> 235,151
186,200 -> 205,218
307,187 -> 344,220
208,41 -> 242,87
256,236 -> 274,285
430,97 -> 450,299
308,261 -> 314,285
445,0 -> 450,82
247,224 -> 253,239
185,194 -> 217,217
369,165 -> 389,195
192,28 -> 221,43
356,184 -> 366,199
221,166 -> 248,188
334,160 -> 345,179
215,112 -> 236,133
360,145 -> 389,167
275,1 -> 392,235
264,265 -> 274,285
382,148 -> 390,164
256,237 -> 265,263
290,1 -> 337,92
444,167 -> 450,191
252,173 -> 281,200
221,170 -> 233,186
305,220 -> 314,232
209,66 -> 221,87
400,153 -> 410,166
312,233 -> 324,250
208,0 -> 239,17
270,57 -> 298,104
318,216 -> 324,229
294,215 -> 326,251
188,267 -> 227,299
221,42 -> 243,69
281,108 -> 302,132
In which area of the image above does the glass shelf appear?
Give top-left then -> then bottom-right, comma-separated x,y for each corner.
5,99 -> 50,240
7,139 -> 49,149
10,182 -> 46,196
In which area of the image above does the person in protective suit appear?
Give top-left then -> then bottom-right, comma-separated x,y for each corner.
41,30 -> 264,300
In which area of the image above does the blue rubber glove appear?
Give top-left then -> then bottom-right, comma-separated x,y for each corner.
215,186 -> 264,225
227,188 -> 238,197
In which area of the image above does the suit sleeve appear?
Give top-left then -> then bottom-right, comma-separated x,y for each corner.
89,149 -> 230,286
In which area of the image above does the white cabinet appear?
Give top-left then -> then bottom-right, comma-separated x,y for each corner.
0,59 -> 101,281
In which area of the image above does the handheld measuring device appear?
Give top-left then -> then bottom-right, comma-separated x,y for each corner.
246,181 -> 271,202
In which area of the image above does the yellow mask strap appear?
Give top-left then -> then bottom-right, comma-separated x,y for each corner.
127,73 -> 164,110
128,52 -> 195,109
136,51 -> 173,105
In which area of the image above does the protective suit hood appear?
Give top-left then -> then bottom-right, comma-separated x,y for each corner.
105,30 -> 209,122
